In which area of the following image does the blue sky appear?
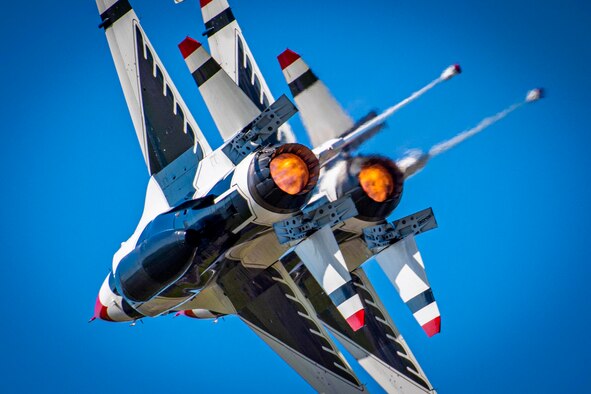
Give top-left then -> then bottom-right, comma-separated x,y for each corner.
1,0 -> 590,392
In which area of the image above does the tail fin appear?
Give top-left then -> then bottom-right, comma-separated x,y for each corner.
199,0 -> 295,143
278,49 -> 354,148
293,226 -> 366,332
374,234 -> 441,337
179,36 -> 260,141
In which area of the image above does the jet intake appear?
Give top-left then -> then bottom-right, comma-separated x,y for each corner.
114,229 -> 199,303
248,143 -> 319,213
338,156 -> 404,221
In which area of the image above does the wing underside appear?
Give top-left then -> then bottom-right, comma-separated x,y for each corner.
292,265 -> 436,393
216,258 -> 366,393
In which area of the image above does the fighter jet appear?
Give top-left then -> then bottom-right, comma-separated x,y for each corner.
92,0 -> 543,392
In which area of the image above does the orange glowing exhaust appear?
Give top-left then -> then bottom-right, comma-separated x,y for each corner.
358,164 -> 394,202
270,153 -> 310,195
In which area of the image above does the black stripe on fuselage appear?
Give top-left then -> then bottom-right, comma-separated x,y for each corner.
203,8 -> 235,37
99,0 -> 132,30
328,282 -> 356,306
288,69 -> 319,97
191,57 -> 221,87
405,288 -> 435,314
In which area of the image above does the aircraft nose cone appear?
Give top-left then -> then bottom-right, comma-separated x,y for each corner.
93,295 -> 113,322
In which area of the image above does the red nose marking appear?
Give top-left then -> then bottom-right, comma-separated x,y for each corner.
94,296 -> 113,322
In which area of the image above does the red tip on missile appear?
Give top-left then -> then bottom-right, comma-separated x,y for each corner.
179,37 -> 202,59
345,309 -> 365,332
422,316 -> 441,337
93,296 -> 113,322
278,49 -> 301,70
200,0 -> 214,7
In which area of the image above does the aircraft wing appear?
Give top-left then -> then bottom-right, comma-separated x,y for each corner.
216,259 -> 367,393
278,49 -> 354,148
293,265 -> 436,394
199,0 -> 295,143
96,0 -> 212,176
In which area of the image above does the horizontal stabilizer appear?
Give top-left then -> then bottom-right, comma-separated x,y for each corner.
179,36 -> 260,141
278,49 -> 354,147
374,234 -> 441,337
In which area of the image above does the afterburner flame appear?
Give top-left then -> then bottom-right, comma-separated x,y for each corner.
270,153 -> 309,195
358,164 -> 394,202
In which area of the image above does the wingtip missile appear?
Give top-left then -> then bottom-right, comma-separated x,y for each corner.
441,64 -> 462,80
526,88 -> 544,103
